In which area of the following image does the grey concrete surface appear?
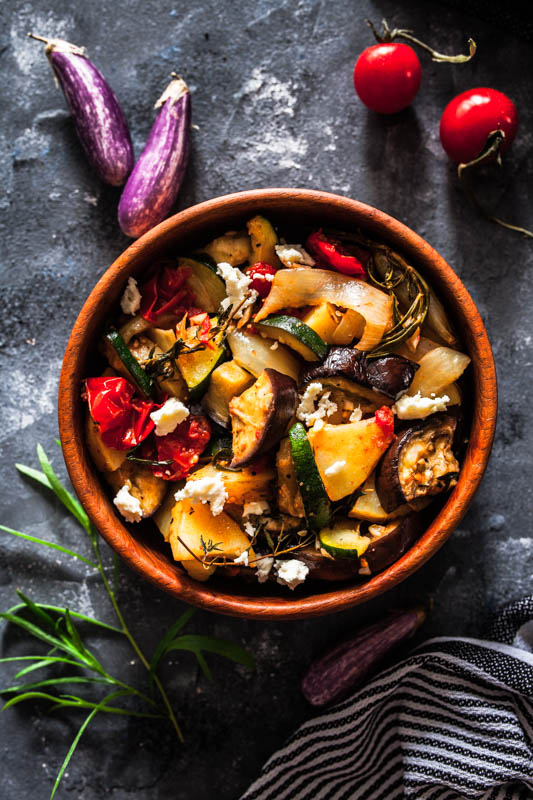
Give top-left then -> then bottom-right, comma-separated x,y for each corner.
1,0 -> 532,798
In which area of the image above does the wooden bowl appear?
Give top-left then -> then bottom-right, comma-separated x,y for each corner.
58,189 -> 497,619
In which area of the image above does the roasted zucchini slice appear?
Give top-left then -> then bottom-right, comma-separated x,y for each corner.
246,215 -> 281,268
178,256 -> 226,312
201,231 -> 251,266
289,422 -> 332,532
319,521 -> 371,559
256,315 -> 329,361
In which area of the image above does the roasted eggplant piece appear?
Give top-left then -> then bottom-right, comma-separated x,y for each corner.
276,438 -> 305,518
229,369 -> 298,468
376,414 -> 459,513
363,515 -> 422,574
301,346 -> 418,399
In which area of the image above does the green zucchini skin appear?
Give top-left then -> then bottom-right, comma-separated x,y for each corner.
289,422 -> 332,532
257,315 -> 329,361
178,256 -> 226,312
105,329 -> 155,399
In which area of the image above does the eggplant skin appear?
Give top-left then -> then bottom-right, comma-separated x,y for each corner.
300,347 -> 418,399
118,76 -> 191,238
376,414 -> 459,513
44,40 -> 133,186
364,515 -> 422,574
229,369 -> 298,468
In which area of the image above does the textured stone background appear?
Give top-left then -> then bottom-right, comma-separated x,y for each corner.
1,0 -> 532,798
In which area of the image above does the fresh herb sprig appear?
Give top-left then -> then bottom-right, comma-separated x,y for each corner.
1,444 -> 255,799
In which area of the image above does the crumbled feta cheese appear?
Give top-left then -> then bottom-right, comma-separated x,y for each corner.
120,277 -> 141,315
394,392 -> 450,420
296,382 -> 337,427
349,406 -> 362,422
312,418 -> 325,432
256,557 -> 274,583
113,483 -> 143,523
324,460 -> 346,477
275,559 -> 309,590
174,473 -> 228,516
270,341 -> 279,350
233,550 -> 249,566
274,244 -> 315,268
216,261 -> 258,318
243,500 -> 270,517
150,397 -> 189,436
243,521 -> 256,538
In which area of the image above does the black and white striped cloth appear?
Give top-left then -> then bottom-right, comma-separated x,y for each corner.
242,597 -> 533,800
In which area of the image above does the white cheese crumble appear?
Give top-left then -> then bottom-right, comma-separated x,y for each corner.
174,473 -> 228,516
113,483 -> 143,523
274,244 -> 315,268
150,397 -> 189,436
233,550 -> 249,566
275,559 -> 309,590
312,418 -> 325,432
349,406 -> 362,422
256,557 -> 274,583
216,261 -> 258,318
270,341 -> 279,350
296,382 -> 337,427
120,277 -> 141,315
393,392 -> 450,420
243,500 -> 270,517
243,521 -> 256,538
324,460 -> 346,477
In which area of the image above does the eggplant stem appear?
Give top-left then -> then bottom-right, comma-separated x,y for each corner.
458,130 -> 533,240
27,32 -> 50,44
366,18 -> 476,63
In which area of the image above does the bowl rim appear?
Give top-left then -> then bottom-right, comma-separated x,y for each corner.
58,188 -> 497,620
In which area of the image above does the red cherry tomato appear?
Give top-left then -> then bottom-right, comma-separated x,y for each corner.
440,88 -> 518,163
245,262 -> 277,298
353,43 -> 421,114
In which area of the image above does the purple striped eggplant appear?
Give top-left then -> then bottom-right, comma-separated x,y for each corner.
118,74 -> 191,239
301,606 -> 426,708
29,34 -> 133,186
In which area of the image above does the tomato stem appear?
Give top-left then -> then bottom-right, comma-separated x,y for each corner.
366,19 -> 476,63
458,130 -> 533,240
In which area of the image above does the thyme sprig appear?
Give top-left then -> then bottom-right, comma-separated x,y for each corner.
1,444 -> 255,799
324,228 -> 430,357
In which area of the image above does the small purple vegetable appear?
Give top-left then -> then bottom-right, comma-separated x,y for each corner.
118,74 -> 191,239
301,606 -> 426,708
29,34 -> 133,186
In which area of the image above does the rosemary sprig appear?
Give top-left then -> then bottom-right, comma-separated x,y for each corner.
324,228 -> 429,357
2,444 -> 255,799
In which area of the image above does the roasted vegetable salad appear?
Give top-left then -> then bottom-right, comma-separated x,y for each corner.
84,216 -> 470,590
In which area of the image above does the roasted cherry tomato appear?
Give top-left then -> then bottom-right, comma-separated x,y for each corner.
85,376 -> 156,450
440,88 -> 518,163
245,262 -> 277,298
140,262 -> 194,323
152,415 -> 211,480
375,406 -> 395,438
353,43 -> 421,114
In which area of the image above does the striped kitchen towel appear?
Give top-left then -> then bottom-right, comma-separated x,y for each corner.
242,597 -> 533,800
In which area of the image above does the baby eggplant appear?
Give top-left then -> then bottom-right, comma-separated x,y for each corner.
229,369 -> 298,468
118,74 -> 191,238
29,34 -> 133,186
376,414 -> 459,513
300,346 -> 418,399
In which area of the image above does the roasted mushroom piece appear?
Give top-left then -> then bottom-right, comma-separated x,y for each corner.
301,346 -> 418,399
376,414 -> 459,513
229,368 -> 298,468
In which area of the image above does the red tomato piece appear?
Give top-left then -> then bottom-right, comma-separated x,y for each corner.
440,88 -> 518,163
152,415 -> 211,481
375,406 -> 395,438
245,262 -> 277,298
140,263 -> 195,323
353,43 -> 421,114
306,230 -> 366,277
85,376 -> 156,450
